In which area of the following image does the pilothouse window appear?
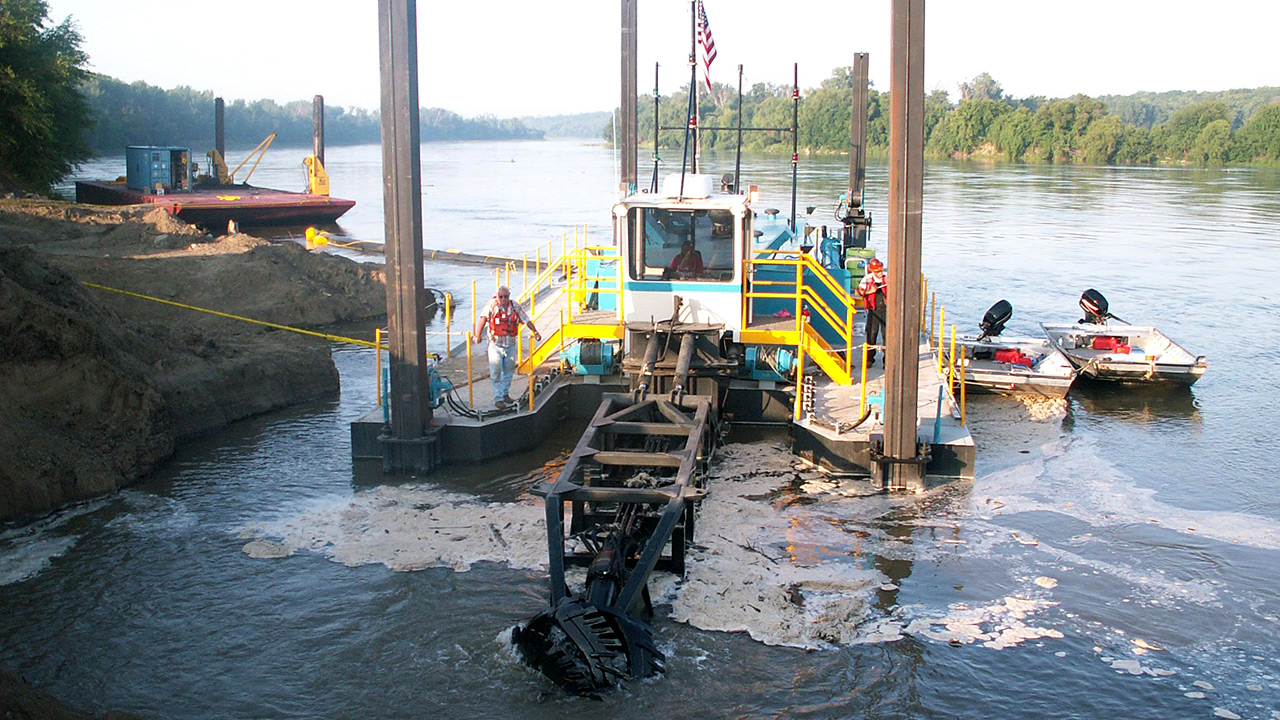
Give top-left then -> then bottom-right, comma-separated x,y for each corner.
628,207 -> 735,282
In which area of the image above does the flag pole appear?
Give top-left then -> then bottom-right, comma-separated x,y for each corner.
791,63 -> 799,232
691,0 -> 699,174
652,62 -> 661,193
734,63 -> 743,192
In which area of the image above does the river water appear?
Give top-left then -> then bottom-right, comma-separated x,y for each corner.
11,139 -> 1280,719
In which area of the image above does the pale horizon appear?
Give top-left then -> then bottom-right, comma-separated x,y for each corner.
46,0 -> 1280,118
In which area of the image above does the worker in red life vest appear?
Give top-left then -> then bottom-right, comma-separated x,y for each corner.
856,257 -> 888,365
474,286 -> 540,408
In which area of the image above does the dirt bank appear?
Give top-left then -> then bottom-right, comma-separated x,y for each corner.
0,200 -> 387,524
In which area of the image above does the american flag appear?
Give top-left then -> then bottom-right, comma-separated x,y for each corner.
696,0 -> 717,90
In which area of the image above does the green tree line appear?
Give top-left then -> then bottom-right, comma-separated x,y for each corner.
608,70 -> 1280,167
81,74 -> 543,155
0,0 -> 544,191
520,111 -> 612,138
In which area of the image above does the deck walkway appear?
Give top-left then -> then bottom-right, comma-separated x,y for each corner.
369,280 -> 972,479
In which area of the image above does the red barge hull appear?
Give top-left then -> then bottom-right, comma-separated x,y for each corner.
75,181 -> 355,227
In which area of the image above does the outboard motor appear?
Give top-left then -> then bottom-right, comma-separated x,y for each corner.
1079,288 -> 1110,324
978,300 -> 1013,341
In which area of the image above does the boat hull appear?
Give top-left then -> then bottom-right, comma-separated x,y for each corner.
962,368 -> 1074,398
1041,323 -> 1207,388
955,335 -> 1076,399
75,180 -> 355,227
1073,361 -> 1206,386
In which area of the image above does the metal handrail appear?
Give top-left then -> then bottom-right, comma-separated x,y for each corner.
566,245 -> 622,311
516,227 -> 627,375
745,257 -> 853,337
742,253 -> 857,385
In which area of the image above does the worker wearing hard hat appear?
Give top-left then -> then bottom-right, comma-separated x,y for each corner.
855,257 -> 887,365
475,286 -> 541,408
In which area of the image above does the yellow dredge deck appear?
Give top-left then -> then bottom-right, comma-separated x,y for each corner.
351,236 -> 974,483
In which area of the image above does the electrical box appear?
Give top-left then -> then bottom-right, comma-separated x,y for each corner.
125,146 -> 193,193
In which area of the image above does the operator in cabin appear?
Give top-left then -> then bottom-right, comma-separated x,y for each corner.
665,241 -> 704,279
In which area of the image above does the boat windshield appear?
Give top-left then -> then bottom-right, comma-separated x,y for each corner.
627,207 -> 735,282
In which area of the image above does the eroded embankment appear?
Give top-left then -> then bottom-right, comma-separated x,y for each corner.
0,200 -> 387,524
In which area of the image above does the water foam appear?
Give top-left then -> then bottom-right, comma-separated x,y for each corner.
977,438 -> 1280,551
0,533 -> 79,585
239,484 -> 547,572
0,499 -> 108,585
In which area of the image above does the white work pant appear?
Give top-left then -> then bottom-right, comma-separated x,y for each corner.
488,338 -> 516,403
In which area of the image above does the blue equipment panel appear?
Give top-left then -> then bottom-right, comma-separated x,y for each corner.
125,145 -> 192,192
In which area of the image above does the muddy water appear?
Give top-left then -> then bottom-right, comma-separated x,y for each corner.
10,141 -> 1280,718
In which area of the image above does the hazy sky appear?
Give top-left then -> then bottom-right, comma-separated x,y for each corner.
46,0 -> 1280,117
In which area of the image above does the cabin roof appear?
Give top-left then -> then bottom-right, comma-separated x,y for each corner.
615,191 -> 750,212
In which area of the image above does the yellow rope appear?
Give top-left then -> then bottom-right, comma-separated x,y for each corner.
81,281 -> 386,350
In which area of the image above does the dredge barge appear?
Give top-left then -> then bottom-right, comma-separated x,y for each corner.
352,170 -> 973,693
358,0 -> 952,696
75,98 -> 354,229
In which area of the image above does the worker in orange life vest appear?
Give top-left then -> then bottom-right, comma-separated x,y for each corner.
856,257 -> 888,365
474,286 -> 540,408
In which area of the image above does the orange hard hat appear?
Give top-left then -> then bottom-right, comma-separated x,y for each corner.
867,258 -> 883,271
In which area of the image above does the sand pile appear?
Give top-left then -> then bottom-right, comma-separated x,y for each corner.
0,199 -> 387,523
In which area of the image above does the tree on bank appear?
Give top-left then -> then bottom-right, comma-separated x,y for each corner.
611,68 -> 1280,169
0,0 -> 91,191
81,74 -> 543,154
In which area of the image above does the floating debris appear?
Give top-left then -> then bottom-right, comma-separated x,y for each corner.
1132,637 -> 1163,651
800,478 -> 838,494
1011,531 -> 1039,546
1212,709 -> 1240,720
241,539 -> 293,559
906,596 -> 1062,650
1185,692 -> 1206,699
1017,395 -> 1069,421
1034,576 -> 1058,589
1193,680 -> 1214,690
1111,659 -> 1143,675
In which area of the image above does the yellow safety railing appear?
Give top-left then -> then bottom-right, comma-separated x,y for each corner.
742,250 -> 858,385
799,320 -> 851,386
518,257 -> 566,322
923,278 -> 967,426
494,223 -> 626,376
565,244 -> 623,318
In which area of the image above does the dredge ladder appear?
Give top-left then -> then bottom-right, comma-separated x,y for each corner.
514,322 -> 722,695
